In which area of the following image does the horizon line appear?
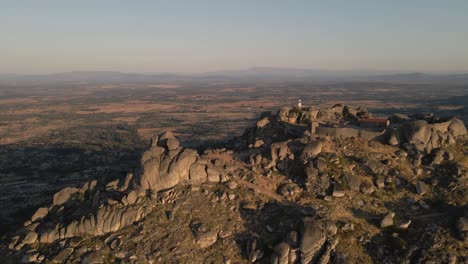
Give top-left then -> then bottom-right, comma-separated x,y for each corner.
2,67 -> 468,76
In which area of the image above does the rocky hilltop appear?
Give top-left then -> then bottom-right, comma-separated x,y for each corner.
1,105 -> 467,264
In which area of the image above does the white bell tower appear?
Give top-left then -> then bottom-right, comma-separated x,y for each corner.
297,99 -> 302,108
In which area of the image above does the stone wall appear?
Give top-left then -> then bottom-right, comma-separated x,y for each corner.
315,127 -> 382,140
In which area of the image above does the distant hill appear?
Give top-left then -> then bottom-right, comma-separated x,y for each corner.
0,71 -> 189,85
368,72 -> 468,84
1,68 -> 468,85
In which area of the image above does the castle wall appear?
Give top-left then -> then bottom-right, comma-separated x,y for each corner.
316,127 -> 382,140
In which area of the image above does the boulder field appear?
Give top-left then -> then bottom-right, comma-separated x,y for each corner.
4,105 -> 468,264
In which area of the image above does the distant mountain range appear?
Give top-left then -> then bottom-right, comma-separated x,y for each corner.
1,68 -> 468,85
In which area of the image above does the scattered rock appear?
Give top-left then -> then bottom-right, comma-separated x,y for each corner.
110,237 -> 121,250
418,200 -> 430,209
247,239 -> 264,263
344,173 -> 361,191
80,250 -> 104,264
52,248 -> 74,263
360,181 -> 375,195
375,178 -> 385,188
325,222 -> 338,236
415,181 -> 429,195
226,181 -> 238,189
397,219 -> 411,230
254,139 -> 264,148
380,212 -> 395,228
195,231 -> 218,248
332,184 -> 345,197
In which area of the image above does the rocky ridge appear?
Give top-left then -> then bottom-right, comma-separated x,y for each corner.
1,105 -> 467,264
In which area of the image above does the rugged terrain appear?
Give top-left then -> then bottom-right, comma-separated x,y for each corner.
1,104 -> 467,263
1,81 -> 466,235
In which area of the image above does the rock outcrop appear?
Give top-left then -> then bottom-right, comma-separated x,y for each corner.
4,106 -> 467,263
270,219 -> 337,264
386,118 -> 467,152
12,132 -> 228,248
132,132 -> 227,194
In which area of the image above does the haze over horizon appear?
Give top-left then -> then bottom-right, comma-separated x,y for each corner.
2,0 -> 468,74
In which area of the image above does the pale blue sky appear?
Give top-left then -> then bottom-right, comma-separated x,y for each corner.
1,0 -> 468,74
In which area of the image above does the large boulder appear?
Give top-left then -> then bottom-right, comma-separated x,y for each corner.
387,128 -> 403,146
168,148 -> 198,182
457,217 -> 468,240
53,187 -> 80,206
271,142 -> 291,162
256,117 -> 270,128
300,220 -> 325,263
380,212 -> 395,228
132,132 -> 200,193
206,164 -> 223,183
189,162 -> 207,184
403,120 -> 431,145
36,204 -> 150,244
388,118 -> 466,151
277,107 -> 292,122
448,118 -> 467,137
157,131 -> 180,150
300,141 -> 323,161
344,173 -> 361,191
271,242 -> 290,264
31,207 -> 48,222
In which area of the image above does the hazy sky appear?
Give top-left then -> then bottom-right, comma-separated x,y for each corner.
1,1 -> 468,74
